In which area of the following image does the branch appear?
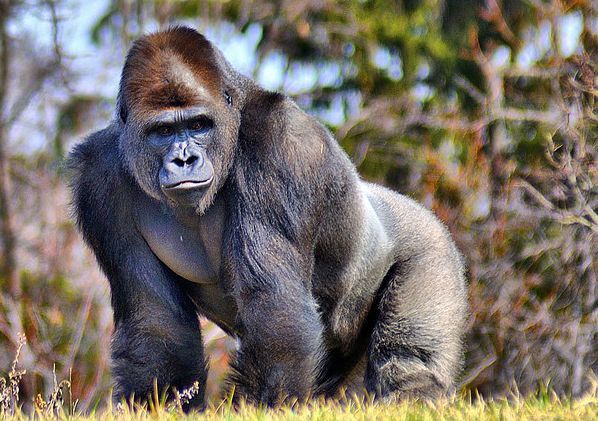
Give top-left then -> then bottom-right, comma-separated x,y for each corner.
492,107 -> 561,126
516,180 -> 598,235
504,67 -> 563,79
1,60 -> 59,129
454,75 -> 486,105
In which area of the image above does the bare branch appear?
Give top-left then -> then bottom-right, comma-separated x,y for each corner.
454,75 -> 486,105
2,61 -> 59,129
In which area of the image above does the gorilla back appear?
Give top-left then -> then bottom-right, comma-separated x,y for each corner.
68,27 -> 467,409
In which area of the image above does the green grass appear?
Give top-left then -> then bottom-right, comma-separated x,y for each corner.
3,392 -> 597,420
2,337 -> 597,420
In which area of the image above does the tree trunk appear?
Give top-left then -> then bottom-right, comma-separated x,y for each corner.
0,3 -> 20,299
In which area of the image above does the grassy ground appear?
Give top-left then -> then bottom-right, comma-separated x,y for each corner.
2,339 -> 597,420
2,392 -> 597,420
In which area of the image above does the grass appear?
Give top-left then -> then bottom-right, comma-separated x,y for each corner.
2,336 -> 597,420
2,393 -> 597,421
3,382 -> 597,420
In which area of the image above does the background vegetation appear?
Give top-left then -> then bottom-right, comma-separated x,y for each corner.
0,0 -> 596,413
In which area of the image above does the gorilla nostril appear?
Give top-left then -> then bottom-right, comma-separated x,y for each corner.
172,156 -> 198,168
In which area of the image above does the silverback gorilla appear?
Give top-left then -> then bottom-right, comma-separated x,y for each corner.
68,27 -> 467,409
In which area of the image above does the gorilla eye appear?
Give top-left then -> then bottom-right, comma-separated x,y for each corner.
189,120 -> 205,131
188,116 -> 214,133
156,125 -> 174,136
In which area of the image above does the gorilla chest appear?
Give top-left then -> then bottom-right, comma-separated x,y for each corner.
136,199 -> 224,285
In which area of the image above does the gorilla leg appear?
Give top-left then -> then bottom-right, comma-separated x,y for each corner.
70,126 -> 208,410
365,256 -> 466,401
111,294 -> 207,410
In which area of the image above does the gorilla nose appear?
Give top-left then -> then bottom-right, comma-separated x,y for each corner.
164,145 -> 204,171
172,154 -> 200,168
160,143 -> 213,191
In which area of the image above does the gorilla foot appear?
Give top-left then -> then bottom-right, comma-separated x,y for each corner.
365,357 -> 448,402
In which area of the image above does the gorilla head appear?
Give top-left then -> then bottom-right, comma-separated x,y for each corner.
116,27 -> 241,212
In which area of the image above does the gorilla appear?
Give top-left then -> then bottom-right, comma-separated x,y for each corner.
68,27 -> 467,409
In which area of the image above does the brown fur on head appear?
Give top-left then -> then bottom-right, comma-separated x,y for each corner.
116,27 -> 242,214
118,26 -> 223,122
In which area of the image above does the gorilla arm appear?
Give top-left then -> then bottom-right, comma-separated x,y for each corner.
69,126 -> 207,409
224,222 -> 324,404
222,93 -> 328,404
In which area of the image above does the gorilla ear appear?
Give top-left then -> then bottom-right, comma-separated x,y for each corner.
119,103 -> 128,124
224,90 -> 232,106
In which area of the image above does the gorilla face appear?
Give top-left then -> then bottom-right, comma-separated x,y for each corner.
116,30 -> 240,213
121,95 -> 237,213
149,109 -> 215,206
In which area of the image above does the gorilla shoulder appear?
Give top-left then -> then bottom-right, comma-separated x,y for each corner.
68,125 -> 135,240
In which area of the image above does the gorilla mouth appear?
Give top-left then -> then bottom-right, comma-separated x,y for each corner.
162,178 -> 213,190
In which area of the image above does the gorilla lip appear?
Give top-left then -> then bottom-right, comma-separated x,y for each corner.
162,178 -> 213,190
